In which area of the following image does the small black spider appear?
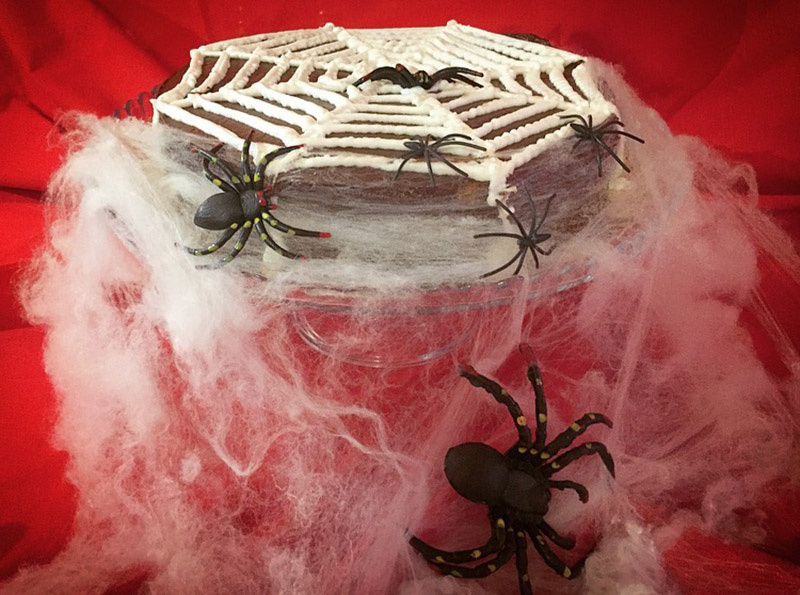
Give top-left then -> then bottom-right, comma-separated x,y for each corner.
186,132 -> 330,265
560,114 -> 645,176
353,64 -> 484,90
394,133 -> 485,186
410,345 -> 615,595
475,191 -> 554,278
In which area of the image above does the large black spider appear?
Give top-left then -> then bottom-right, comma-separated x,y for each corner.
560,114 -> 645,176
475,191 -> 554,278
353,64 -> 484,90
394,133 -> 485,186
186,132 -> 329,265
410,345 -> 615,595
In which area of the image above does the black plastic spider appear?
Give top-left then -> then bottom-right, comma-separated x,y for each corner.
410,345 -> 615,595
560,114 -> 645,176
186,132 -> 329,265
394,133 -> 485,187
353,64 -> 483,90
475,191 -> 554,278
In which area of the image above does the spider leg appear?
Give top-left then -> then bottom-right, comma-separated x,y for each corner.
186,225 -> 237,256
444,73 -> 484,88
254,145 -> 302,184
517,346 -> 549,451
547,479 -> 589,504
410,514 -> 509,564
478,249 -> 525,279
597,129 -> 646,144
353,66 -> 406,87
473,232 -> 524,240
216,224 -> 252,265
540,413 -> 613,459
424,149 -> 437,186
240,131 -> 255,189
416,537 -> 517,579
427,149 -> 470,178
392,153 -> 419,181
592,135 -> 631,174
528,527 -> 586,579
191,146 -> 245,191
540,441 -> 616,479
537,519 -> 576,550
255,220 -> 302,260
512,245 -> 530,275
260,207 -> 330,238
514,529 -> 533,595
200,150 -> 237,194
458,366 -> 533,447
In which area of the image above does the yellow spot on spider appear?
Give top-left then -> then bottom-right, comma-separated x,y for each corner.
222,255 -> 233,262
551,462 -> 561,469
496,519 -> 506,528
471,550 -> 481,559
253,174 -> 261,182
213,178 -> 222,186
243,221 -> 253,228
488,564 -> 497,573
260,233 -> 267,240
270,220 -> 278,227
586,443 -> 595,450
254,217 -> 260,223
243,174 -> 251,183
516,531 -> 524,538
230,223 -> 239,229
234,242 -> 243,250
536,535 -> 545,544
434,556 -> 444,563
231,176 -> 241,184
538,413 -> 547,423
516,416 -> 527,426
540,452 -> 550,459
563,567 -> 572,578
450,571 -> 463,578
208,244 -> 218,252
522,574 -> 530,583
288,230 -> 297,236
571,422 -> 581,431
589,413 -> 596,420
500,389 -> 509,396
518,447 -> 528,454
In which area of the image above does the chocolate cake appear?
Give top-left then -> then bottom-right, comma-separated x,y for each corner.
153,22 -> 640,287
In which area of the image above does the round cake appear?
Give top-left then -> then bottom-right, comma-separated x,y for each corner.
153,21 -> 640,289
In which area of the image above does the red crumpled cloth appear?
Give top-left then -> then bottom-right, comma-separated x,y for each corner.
1,1 -> 798,592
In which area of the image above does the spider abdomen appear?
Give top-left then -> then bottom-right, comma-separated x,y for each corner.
194,192 -> 245,230
445,442 -> 509,505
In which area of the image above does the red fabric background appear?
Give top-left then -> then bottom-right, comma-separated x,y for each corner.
1,1 -> 798,592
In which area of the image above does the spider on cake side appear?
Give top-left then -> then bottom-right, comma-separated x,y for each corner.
186,132 -> 330,266
410,345 -> 615,595
475,190 -> 555,279
561,114 -> 645,176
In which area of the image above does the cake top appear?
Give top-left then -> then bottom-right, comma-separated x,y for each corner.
154,21 -> 617,203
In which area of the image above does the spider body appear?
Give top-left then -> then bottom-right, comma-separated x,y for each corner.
476,190 -> 554,278
187,133 -> 329,265
410,345 -> 615,595
561,113 -> 645,176
394,133 -> 485,186
353,64 -> 483,89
